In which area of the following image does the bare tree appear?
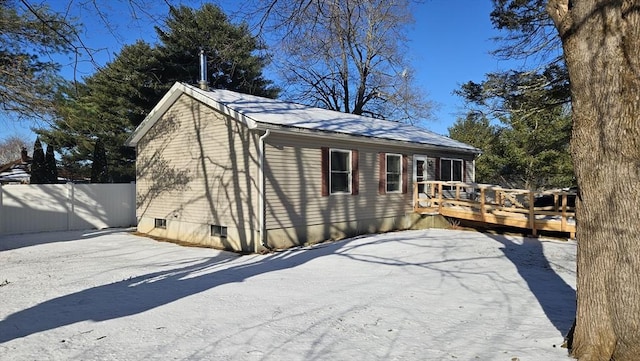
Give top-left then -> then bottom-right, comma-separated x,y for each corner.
548,0 -> 640,359
250,0 -> 432,123
0,135 -> 30,165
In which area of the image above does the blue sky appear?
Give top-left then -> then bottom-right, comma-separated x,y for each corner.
1,0 -> 521,142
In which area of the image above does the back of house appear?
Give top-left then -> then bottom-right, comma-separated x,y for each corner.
126,82 -> 479,252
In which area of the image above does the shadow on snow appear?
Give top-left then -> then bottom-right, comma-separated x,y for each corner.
487,233 -> 576,335
0,230 -> 576,343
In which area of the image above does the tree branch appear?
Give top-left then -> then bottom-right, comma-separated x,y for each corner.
547,0 -> 572,38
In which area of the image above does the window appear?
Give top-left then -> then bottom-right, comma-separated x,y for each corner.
330,149 -> 351,194
154,218 -> 167,229
211,225 -> 227,238
440,159 -> 463,182
386,154 -> 402,192
379,153 -> 407,195
321,147 -> 358,196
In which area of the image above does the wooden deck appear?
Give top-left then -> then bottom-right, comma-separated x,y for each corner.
414,181 -> 576,238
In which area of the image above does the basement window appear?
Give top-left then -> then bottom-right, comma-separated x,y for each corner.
211,225 -> 227,238
154,218 -> 167,229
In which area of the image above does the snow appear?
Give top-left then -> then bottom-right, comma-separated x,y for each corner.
128,82 -> 480,153
0,228 -> 576,360
192,84 -> 479,152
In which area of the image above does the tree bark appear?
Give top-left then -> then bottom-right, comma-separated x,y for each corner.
548,1 -> 640,360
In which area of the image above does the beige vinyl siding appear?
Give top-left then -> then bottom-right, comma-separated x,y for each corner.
136,94 -> 259,241
263,133 -> 413,232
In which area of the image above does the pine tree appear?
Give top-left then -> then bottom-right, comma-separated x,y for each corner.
157,4 -> 278,97
39,4 -> 278,182
30,137 -> 46,184
0,2 -> 77,119
455,68 -> 573,190
45,143 -> 58,183
90,139 -> 108,183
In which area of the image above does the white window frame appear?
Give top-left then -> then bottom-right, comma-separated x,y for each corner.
211,224 -> 228,238
440,158 -> 464,182
154,218 -> 167,229
386,153 -> 403,193
329,148 -> 352,195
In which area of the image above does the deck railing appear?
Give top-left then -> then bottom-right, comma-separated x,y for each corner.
413,181 -> 576,237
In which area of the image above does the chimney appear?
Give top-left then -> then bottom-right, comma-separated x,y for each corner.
198,49 -> 208,90
21,147 -> 30,163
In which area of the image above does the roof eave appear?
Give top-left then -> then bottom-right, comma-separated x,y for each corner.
254,123 -> 481,155
125,82 -> 259,147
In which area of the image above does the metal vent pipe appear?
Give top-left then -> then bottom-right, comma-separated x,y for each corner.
198,49 -> 208,90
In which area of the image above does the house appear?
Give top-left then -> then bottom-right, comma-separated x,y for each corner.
0,148 -> 31,184
126,82 -> 480,253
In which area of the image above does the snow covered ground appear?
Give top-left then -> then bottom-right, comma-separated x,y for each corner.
0,228 -> 576,360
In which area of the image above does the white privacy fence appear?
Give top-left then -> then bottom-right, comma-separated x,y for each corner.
0,183 -> 136,236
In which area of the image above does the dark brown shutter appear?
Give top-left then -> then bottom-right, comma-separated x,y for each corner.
378,152 -> 386,195
435,157 -> 441,181
351,149 -> 359,195
321,147 -> 329,196
402,154 -> 408,194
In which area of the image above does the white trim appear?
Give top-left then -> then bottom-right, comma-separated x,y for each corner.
329,148 -> 352,195
258,129 -> 270,251
440,158 -> 464,182
413,155 -> 428,184
125,82 -> 481,155
257,124 -> 478,154
385,153 -> 403,193
125,82 -> 259,147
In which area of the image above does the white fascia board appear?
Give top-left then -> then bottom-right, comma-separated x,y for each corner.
125,83 -> 258,147
255,123 -> 480,155
125,82 -> 184,147
182,84 -> 259,129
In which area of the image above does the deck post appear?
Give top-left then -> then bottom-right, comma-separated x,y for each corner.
413,182 -> 418,211
480,187 -> 486,222
437,182 -> 443,213
528,191 -> 537,236
417,181 -> 574,238
561,192 -> 568,232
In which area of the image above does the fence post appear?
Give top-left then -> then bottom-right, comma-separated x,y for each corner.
67,182 -> 75,231
130,181 -> 137,226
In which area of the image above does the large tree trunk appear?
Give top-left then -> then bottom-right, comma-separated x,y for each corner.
548,1 -> 640,360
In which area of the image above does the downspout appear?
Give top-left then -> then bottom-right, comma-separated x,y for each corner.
258,129 -> 271,252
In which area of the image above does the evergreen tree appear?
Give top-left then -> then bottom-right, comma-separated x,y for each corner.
45,143 -> 58,183
157,4 -> 278,97
39,4 -> 278,182
30,137 -> 46,184
90,139 -> 109,183
454,67 -> 573,190
448,113 -> 503,185
42,42 -> 164,182
0,1 -> 77,119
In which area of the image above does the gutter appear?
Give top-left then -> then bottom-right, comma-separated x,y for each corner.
257,129 -> 271,252
253,123 -> 481,155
